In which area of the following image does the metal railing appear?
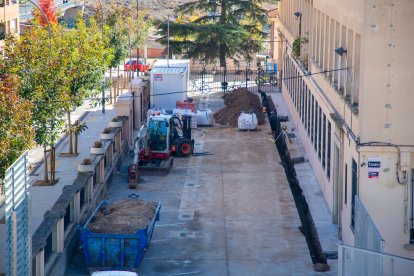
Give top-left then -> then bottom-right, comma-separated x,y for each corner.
338,244 -> 414,276
189,67 -> 279,94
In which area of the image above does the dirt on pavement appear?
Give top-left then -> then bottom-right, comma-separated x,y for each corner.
213,88 -> 265,127
88,199 -> 158,234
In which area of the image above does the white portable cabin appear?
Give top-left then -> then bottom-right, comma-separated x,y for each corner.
150,59 -> 190,111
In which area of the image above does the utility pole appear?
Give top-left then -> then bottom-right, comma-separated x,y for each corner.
294,12 -> 302,57
167,15 -> 170,67
136,0 -> 140,76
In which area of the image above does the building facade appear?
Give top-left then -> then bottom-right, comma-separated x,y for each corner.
274,0 -> 414,259
0,0 -> 19,50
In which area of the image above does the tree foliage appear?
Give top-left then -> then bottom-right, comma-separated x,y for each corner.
0,63 -> 34,185
99,1 -> 152,69
3,17 -> 113,181
157,0 -> 268,67
35,0 -> 59,26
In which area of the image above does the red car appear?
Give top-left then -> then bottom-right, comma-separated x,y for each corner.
124,59 -> 151,72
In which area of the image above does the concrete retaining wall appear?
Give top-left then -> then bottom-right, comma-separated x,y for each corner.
31,117 -> 129,276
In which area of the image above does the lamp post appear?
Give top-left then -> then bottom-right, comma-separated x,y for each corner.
136,0 -> 140,76
91,0 -> 105,113
294,11 -> 302,56
27,0 -> 52,38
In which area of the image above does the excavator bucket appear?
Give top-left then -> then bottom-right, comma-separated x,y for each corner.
138,157 -> 174,175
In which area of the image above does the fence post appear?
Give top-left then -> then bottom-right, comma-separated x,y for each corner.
338,245 -> 345,276
245,67 -> 248,89
257,62 -> 261,93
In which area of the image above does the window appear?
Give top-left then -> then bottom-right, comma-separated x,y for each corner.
311,96 -> 314,142
0,23 -> 4,40
300,82 -> 303,122
322,114 -> 326,169
307,90 -> 311,136
314,101 -> 319,151
410,170 -> 414,243
304,87 -> 308,128
327,122 -> 332,179
318,107 -> 322,159
10,19 -> 17,34
351,158 -> 358,230
344,164 -> 348,204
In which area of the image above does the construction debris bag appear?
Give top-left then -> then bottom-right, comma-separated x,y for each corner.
238,112 -> 258,130
196,109 -> 214,126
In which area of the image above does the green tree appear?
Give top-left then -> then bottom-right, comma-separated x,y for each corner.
4,24 -> 69,184
157,0 -> 268,67
62,17 -> 114,155
0,61 -> 34,190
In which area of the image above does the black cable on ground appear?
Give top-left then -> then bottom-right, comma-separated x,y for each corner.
263,95 -> 330,272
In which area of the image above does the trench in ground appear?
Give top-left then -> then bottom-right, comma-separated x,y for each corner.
263,95 -> 330,271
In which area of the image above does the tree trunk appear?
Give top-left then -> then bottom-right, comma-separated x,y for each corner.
43,145 -> 49,183
109,67 -> 113,104
50,146 -> 55,182
219,0 -> 227,68
67,110 -> 73,154
74,120 -> 79,155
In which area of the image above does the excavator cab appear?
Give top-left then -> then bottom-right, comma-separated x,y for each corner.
171,115 -> 194,157
148,119 -> 169,151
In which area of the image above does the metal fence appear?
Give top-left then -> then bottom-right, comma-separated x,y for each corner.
4,152 -> 31,276
338,244 -> 414,276
354,195 -> 384,251
189,68 -> 279,95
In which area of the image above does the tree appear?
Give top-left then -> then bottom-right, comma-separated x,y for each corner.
4,23 -> 69,184
157,0 -> 268,67
0,61 -> 34,190
35,0 -> 59,26
61,17 -> 114,156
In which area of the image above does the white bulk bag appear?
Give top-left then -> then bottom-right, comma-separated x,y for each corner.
238,112 -> 258,130
196,109 -> 214,126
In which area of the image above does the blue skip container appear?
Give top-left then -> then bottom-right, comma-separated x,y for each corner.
79,200 -> 161,272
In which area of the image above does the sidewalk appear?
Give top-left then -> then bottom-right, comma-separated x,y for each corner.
270,92 -> 340,269
28,106 -> 117,235
0,95 -> 118,274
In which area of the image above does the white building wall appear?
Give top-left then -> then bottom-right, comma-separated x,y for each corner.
276,0 -> 414,259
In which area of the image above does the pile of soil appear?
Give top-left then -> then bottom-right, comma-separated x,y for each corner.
88,199 -> 158,234
214,88 -> 265,127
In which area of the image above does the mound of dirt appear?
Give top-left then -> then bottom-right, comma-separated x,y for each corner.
214,88 -> 265,127
88,199 -> 158,234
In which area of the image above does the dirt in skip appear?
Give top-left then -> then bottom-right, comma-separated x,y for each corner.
88,199 -> 158,234
213,88 -> 265,127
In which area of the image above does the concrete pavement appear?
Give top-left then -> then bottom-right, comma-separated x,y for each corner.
67,85 -> 337,275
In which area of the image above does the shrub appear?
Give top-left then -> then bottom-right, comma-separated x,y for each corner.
102,127 -> 112,134
81,158 -> 92,165
93,141 -> 102,148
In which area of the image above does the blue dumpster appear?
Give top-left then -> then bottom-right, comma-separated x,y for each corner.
79,200 -> 161,272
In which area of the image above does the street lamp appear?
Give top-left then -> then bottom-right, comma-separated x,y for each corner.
94,0 -> 106,114
136,0 -> 140,76
27,0 -> 52,38
294,11 -> 302,56
335,47 -> 347,56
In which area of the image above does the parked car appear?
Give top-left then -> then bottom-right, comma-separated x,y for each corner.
124,59 -> 151,72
